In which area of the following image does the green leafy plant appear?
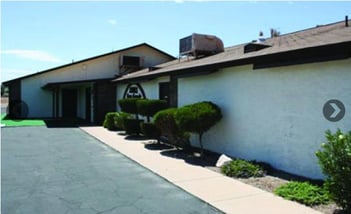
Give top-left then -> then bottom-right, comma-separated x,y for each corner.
221,159 -> 265,178
103,112 -> 118,130
274,181 -> 330,206
114,112 -> 132,130
137,99 -> 168,122
140,122 -> 161,143
124,119 -> 143,135
316,129 -> 351,211
154,108 -> 189,149
175,101 -> 222,156
118,98 -> 142,119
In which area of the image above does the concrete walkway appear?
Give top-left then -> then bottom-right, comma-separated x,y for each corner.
81,126 -> 322,214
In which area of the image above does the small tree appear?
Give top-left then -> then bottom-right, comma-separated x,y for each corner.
140,122 -> 161,143
118,98 -> 142,119
137,99 -> 168,122
316,129 -> 351,212
175,101 -> 222,156
154,108 -> 189,149
114,112 -> 132,130
118,98 -> 144,135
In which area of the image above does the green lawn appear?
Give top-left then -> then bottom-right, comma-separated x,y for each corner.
1,114 -> 45,127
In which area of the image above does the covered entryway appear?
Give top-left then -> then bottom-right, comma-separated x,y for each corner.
42,79 -> 116,124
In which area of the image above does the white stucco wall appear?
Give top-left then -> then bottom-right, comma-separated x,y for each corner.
21,76 -> 52,118
116,76 -> 170,111
177,59 -> 351,179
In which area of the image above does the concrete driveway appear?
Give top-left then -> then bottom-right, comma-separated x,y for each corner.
1,127 -> 221,214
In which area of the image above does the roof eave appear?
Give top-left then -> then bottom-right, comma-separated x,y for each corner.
114,41 -> 351,83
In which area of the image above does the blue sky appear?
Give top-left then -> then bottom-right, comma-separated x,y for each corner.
1,1 -> 350,82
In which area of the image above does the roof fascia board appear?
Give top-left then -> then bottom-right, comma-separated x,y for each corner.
42,78 -> 114,90
253,41 -> 351,69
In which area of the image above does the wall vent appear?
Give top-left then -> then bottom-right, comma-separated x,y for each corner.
120,55 -> 143,68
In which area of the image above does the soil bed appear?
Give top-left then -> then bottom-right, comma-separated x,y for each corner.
158,146 -> 341,214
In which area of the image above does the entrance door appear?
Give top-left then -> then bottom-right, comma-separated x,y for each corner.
159,82 -> 170,106
62,89 -> 77,118
85,88 -> 91,122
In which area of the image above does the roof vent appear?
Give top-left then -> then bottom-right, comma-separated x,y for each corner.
148,66 -> 160,72
179,33 -> 224,59
120,55 -> 143,68
244,43 -> 271,54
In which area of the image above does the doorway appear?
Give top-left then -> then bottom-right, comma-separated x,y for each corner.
62,89 -> 77,118
159,82 -> 170,106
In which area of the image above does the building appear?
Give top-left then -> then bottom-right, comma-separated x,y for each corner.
114,19 -> 351,179
3,43 -> 175,124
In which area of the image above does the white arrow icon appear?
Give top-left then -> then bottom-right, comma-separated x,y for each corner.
329,103 -> 341,118
323,99 -> 345,122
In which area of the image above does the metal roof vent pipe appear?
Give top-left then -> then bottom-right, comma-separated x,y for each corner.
257,31 -> 266,43
346,15 -> 349,27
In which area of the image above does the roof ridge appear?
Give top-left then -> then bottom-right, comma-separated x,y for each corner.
268,19 -> 348,39
223,18 -> 349,50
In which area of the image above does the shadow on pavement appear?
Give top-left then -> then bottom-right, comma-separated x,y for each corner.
144,142 -> 174,151
44,118 -> 94,128
124,135 -> 149,141
160,149 -> 220,167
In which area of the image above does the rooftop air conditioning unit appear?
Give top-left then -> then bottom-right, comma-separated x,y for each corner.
120,55 -> 143,68
179,33 -> 224,58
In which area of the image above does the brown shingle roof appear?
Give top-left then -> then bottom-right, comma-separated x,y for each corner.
114,20 -> 351,82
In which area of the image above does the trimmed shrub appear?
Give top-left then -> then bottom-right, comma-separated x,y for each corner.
114,112 -> 132,130
140,122 -> 161,142
274,181 -> 330,206
124,119 -> 142,135
316,129 -> 351,211
154,108 -> 190,148
221,159 -> 265,178
118,98 -> 142,118
137,99 -> 168,122
103,112 -> 118,130
175,101 -> 222,156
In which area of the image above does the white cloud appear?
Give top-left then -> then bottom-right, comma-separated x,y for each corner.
107,19 -> 117,25
1,49 -> 62,63
0,68 -> 34,82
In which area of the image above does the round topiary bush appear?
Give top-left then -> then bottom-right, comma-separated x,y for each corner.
124,119 -> 143,135
140,122 -> 161,141
274,181 -> 330,206
137,99 -> 168,122
221,159 -> 265,178
154,108 -> 189,148
114,112 -> 132,130
118,98 -> 142,118
316,129 -> 351,211
103,112 -> 118,130
175,101 -> 222,156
